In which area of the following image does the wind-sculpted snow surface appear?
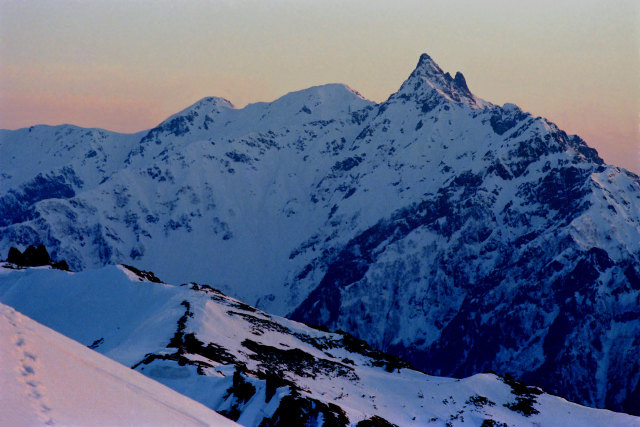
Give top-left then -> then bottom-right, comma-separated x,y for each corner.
1,53 -> 640,414
0,264 -> 637,426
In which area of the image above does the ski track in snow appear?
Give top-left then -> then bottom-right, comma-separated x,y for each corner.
4,307 -> 210,427
4,307 -> 56,426
0,301 -> 239,426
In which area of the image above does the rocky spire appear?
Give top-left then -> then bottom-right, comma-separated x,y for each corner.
396,53 -> 478,106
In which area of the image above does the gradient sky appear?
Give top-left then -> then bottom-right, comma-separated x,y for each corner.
1,0 -> 638,172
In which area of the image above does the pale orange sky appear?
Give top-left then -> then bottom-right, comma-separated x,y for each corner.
1,0 -> 638,172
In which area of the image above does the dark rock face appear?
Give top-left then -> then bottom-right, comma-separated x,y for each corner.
7,244 -> 50,266
6,244 -> 69,270
141,113 -> 195,144
7,247 -> 23,265
0,170 -> 78,227
22,244 -> 51,266
121,264 -> 163,283
356,416 -> 398,427
489,108 -> 528,136
259,392 -> 350,427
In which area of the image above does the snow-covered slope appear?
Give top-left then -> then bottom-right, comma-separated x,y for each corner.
0,300 -> 237,426
1,53 -> 639,414
0,264 -> 637,426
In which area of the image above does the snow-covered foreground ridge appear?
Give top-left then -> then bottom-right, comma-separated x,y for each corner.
0,300 -> 237,426
0,264 -> 636,426
2,53 -> 640,414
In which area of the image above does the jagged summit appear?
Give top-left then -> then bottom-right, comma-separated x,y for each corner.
452,71 -> 470,93
412,53 -> 447,79
396,53 -> 484,107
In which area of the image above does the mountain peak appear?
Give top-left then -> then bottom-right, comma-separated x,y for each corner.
413,53 -> 446,79
274,83 -> 371,104
264,83 -> 373,120
397,53 -> 480,107
191,96 -> 235,111
453,71 -> 470,93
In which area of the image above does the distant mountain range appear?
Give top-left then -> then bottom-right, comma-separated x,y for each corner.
1,53 -> 639,415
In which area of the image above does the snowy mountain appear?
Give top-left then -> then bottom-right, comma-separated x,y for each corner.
0,263 -> 637,426
1,53 -> 639,414
0,300 -> 237,426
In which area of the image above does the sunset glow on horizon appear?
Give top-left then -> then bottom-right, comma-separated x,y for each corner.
1,0 -> 638,172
